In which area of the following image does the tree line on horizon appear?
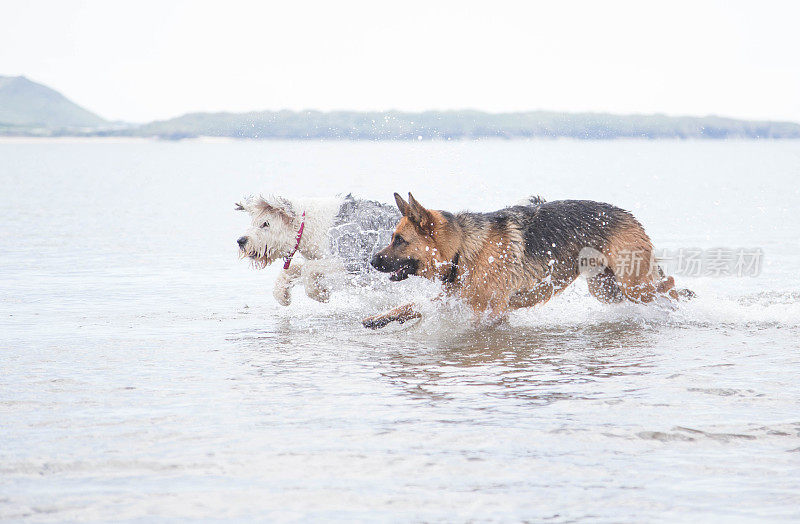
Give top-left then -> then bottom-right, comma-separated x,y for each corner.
3,76 -> 800,140
6,109 -> 800,140
117,110 -> 800,140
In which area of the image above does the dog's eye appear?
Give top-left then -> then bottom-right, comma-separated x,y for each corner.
261,222 -> 269,228
393,235 -> 406,246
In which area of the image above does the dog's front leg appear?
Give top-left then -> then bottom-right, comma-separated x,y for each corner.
301,259 -> 335,303
362,303 -> 421,329
273,263 -> 302,306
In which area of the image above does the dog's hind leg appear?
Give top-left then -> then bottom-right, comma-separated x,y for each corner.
586,267 -> 624,303
274,263 -> 303,306
613,271 -> 659,303
655,273 -> 696,300
508,277 -> 573,310
604,228 -> 661,303
588,266 -> 692,304
509,285 -> 552,309
655,274 -> 679,300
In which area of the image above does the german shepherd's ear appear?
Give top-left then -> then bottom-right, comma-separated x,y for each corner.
394,192 -> 409,216
407,193 -> 435,235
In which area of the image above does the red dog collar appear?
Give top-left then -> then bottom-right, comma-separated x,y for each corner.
283,211 -> 305,270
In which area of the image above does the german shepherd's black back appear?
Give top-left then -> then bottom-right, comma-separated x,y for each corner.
455,200 -> 643,283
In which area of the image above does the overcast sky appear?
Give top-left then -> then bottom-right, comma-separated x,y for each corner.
3,0 -> 799,123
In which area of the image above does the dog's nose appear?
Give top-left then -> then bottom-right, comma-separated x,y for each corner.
237,236 -> 248,248
370,253 -> 383,270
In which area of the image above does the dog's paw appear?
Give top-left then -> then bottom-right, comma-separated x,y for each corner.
304,274 -> 330,303
656,275 -> 675,294
273,285 -> 292,306
362,315 -> 391,329
306,285 -> 330,303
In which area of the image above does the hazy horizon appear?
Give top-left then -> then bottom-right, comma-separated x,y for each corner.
3,1 -> 800,123
10,71 -> 800,127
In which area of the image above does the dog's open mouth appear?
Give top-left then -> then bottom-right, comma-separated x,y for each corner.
388,260 -> 417,281
372,254 -> 419,281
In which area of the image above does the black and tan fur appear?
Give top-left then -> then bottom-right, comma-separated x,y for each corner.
363,193 -> 687,329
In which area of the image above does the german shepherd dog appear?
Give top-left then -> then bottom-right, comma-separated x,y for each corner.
363,193 -> 688,329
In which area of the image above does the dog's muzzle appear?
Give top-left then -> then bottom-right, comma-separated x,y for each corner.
370,253 -> 390,271
237,236 -> 248,249
371,253 -> 417,281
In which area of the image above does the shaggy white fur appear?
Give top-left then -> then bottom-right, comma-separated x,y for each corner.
235,195 -> 351,305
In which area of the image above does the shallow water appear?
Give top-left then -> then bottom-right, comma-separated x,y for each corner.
1,139 -> 799,521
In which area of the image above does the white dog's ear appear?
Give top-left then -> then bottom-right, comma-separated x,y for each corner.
272,206 -> 295,226
236,195 -> 260,213
255,196 -> 295,226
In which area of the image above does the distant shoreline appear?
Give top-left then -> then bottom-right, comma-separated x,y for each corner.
0,136 -> 152,144
0,136 -> 240,144
3,135 -> 799,144
5,76 -> 800,141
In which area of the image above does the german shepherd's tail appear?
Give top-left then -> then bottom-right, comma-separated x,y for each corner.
517,195 -> 546,207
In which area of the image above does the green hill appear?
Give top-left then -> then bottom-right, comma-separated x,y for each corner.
134,109 -> 800,140
0,75 -> 106,129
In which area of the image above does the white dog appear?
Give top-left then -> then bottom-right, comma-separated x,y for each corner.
236,194 -> 400,305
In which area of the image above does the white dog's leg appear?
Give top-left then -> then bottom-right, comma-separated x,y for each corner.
301,259 -> 343,303
273,263 -> 302,306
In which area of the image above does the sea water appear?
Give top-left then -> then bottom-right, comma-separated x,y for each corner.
1,138 -> 799,521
